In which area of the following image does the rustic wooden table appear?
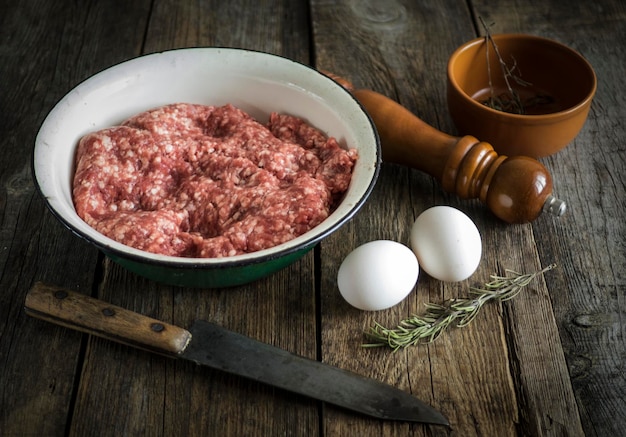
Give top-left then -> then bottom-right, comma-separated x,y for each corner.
1,0 -> 624,436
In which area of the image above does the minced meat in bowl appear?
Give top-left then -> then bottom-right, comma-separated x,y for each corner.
73,103 -> 358,258
34,48 -> 380,287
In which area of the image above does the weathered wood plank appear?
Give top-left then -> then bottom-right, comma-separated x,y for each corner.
2,0 -> 624,435
64,1 -> 318,436
0,0 -> 150,435
69,254 -> 320,436
472,1 -> 626,435
312,0 -> 584,435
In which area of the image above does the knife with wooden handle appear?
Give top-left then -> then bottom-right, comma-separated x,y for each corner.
24,282 -> 449,426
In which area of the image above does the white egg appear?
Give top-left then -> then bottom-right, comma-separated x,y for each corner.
337,240 -> 419,311
410,206 -> 482,282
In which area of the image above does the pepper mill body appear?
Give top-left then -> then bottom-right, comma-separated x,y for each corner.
350,88 -> 565,223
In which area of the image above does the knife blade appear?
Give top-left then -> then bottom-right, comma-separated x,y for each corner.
24,282 -> 449,426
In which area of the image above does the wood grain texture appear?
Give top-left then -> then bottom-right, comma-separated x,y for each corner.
25,283 -> 193,355
313,1 -> 517,435
312,0 -> 585,435
471,2 -> 626,436
0,0 -> 148,435
61,2 -> 317,436
1,0 -> 624,435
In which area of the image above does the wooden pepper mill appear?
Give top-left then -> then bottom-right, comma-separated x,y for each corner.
330,75 -> 566,224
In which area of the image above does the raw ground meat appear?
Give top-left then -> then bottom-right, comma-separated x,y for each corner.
72,103 -> 357,258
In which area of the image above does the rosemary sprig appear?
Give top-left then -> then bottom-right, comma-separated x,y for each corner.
363,264 -> 557,351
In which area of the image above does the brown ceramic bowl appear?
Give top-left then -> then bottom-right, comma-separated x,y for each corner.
447,34 -> 596,158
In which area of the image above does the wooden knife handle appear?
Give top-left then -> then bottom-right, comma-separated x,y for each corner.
24,282 -> 191,356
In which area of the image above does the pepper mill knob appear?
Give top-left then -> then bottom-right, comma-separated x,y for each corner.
349,88 -> 566,223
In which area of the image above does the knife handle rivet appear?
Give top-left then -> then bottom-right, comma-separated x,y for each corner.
102,308 -> 115,317
151,323 -> 165,333
54,290 -> 68,300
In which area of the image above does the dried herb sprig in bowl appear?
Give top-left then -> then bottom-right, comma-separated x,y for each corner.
363,264 -> 557,351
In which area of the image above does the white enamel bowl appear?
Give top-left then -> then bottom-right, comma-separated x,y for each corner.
34,48 -> 380,287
